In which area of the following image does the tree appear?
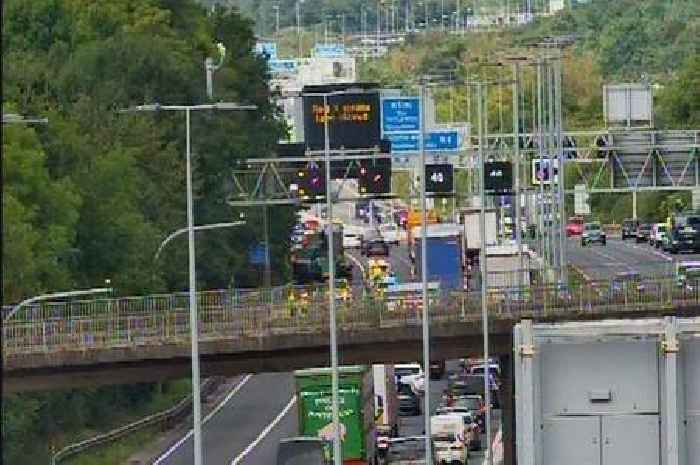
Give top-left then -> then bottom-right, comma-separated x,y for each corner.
2,124 -> 80,303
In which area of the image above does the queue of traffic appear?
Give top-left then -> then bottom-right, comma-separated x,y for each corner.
566,211 -> 700,297
275,358 -> 501,465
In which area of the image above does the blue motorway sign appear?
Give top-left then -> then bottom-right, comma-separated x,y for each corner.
313,43 -> 345,57
382,97 -> 420,132
269,59 -> 298,74
424,130 -> 460,151
255,42 -> 277,59
249,244 -> 266,265
385,133 -> 420,152
386,131 -> 462,153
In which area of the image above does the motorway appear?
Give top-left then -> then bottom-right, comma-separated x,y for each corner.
566,236 -> 700,279
159,193 -> 696,465
155,366 -> 499,465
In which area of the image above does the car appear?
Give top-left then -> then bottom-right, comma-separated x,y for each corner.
342,228 -> 362,249
581,222 -> 606,246
429,360 -> 446,380
636,223 -> 652,243
666,217 -> 700,254
565,216 -> 584,237
650,223 -> 668,248
379,223 -> 401,245
365,238 -> 390,256
410,374 -> 425,395
433,407 -> 482,451
277,437 -> 331,465
468,362 -> 501,378
621,218 -> 639,240
385,436 -> 436,465
675,261 -> 700,290
398,391 -> 421,416
394,363 -> 423,385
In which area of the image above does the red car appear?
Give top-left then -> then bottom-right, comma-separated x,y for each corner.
566,216 -> 585,236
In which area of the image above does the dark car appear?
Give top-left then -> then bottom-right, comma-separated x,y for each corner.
365,238 -> 389,256
277,437 -> 331,465
449,375 -> 485,397
636,223 -> 653,243
429,360 -> 445,380
398,391 -> 420,416
621,219 -> 639,240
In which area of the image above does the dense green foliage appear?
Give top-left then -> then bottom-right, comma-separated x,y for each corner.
3,0 -> 294,302
2,1 -> 293,462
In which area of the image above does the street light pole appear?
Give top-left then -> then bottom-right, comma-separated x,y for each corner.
513,63 -> 523,287
296,1 -> 303,58
477,81 -> 493,465
183,107 -> 205,465
153,221 -> 246,264
2,113 -> 48,125
322,94 -> 342,465
5,288 -> 113,322
273,3 -> 280,36
118,102 -> 256,465
419,82 -> 433,465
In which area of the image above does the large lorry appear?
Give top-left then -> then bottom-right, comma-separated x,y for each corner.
294,366 -> 377,465
460,208 -> 498,250
412,224 -> 464,290
372,365 -> 399,437
292,222 -> 352,284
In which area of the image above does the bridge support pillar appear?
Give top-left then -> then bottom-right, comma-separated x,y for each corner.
502,348 -> 515,465
632,190 -> 637,219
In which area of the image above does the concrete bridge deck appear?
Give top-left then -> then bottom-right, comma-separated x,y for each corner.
4,281 -> 700,393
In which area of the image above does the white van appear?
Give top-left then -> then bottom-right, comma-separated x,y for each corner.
430,415 -> 468,465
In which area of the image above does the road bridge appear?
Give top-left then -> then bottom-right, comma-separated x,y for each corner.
4,279 -> 700,393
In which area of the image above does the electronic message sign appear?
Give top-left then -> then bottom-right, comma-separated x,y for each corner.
303,90 -> 381,151
484,161 -> 513,194
425,164 -> 454,194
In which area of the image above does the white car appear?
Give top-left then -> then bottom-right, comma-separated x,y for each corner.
411,374 -> 425,395
379,223 -> 400,245
343,228 -> 362,249
394,363 -> 423,385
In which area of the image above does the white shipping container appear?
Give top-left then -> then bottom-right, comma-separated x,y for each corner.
515,318 -> 700,465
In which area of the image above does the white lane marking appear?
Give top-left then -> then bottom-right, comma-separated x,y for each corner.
624,241 -> 673,262
345,252 -> 366,276
229,395 -> 298,465
153,374 -> 253,464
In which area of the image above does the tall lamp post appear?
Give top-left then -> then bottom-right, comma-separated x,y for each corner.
2,113 -> 48,125
153,221 -> 246,264
118,102 -> 256,465
296,0 -> 304,58
4,287 -> 112,322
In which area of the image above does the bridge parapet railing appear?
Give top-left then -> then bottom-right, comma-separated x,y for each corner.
4,277 -> 699,358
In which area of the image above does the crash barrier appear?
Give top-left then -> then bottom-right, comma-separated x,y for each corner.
51,378 -> 221,465
4,270 -> 698,357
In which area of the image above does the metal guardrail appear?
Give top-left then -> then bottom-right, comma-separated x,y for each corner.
50,378 -> 221,465
3,270 -> 699,358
